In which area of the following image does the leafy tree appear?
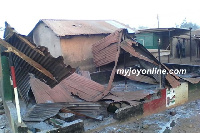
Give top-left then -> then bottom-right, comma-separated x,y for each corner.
138,26 -> 148,30
179,18 -> 199,30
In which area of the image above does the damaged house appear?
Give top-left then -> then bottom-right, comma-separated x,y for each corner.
28,19 -> 135,72
0,22 -> 190,133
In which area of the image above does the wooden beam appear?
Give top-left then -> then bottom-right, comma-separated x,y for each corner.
17,35 -> 45,56
0,38 -> 56,81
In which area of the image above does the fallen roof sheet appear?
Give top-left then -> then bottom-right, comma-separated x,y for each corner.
92,29 -> 180,88
30,76 -> 77,103
30,19 -> 135,36
92,29 -> 121,67
118,72 -> 157,84
23,102 -> 105,122
183,77 -> 200,84
30,73 -> 110,103
2,23 -> 76,103
103,90 -> 158,106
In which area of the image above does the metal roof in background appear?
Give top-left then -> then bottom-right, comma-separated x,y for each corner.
37,19 -> 135,36
137,28 -> 189,33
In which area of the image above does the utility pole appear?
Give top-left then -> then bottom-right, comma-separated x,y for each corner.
158,38 -> 162,89
157,14 -> 159,28
189,27 -> 192,62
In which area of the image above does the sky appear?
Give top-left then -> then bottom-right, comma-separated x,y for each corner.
0,0 -> 200,38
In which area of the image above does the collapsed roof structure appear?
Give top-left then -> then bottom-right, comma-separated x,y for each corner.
0,22 -> 185,132
92,29 -> 180,89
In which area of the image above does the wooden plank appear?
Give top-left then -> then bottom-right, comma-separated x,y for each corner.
106,31 -> 123,91
17,35 -> 45,56
0,39 -> 56,81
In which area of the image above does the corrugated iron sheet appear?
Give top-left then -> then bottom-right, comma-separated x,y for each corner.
120,39 -> 156,64
39,19 -> 134,36
59,73 -> 109,102
92,29 -> 121,67
3,24 -> 75,103
91,29 -> 180,88
118,72 -> 157,84
23,102 -> 105,122
30,73 -> 109,103
30,76 -> 77,103
103,90 -> 158,106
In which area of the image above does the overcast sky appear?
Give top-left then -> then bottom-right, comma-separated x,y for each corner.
0,0 -> 200,37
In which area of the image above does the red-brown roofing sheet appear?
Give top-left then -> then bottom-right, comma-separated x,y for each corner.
30,77 -> 77,103
183,77 -> 200,84
118,72 -> 157,84
120,39 -> 155,64
93,44 -> 118,67
59,73 -> 109,101
103,90 -> 158,106
30,73 -> 109,103
92,29 -> 121,67
165,73 -> 181,88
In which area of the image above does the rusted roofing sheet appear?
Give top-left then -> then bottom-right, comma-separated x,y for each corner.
118,72 -> 157,84
92,29 -> 180,88
59,73 -> 109,102
3,23 -> 75,103
137,28 -> 189,33
23,102 -> 104,122
183,77 -> 200,84
120,39 -> 156,64
35,19 -> 134,36
30,73 -> 109,103
103,90 -> 158,106
30,77 -> 77,103
92,29 -> 121,67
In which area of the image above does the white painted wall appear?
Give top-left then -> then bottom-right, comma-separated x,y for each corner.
32,22 -> 62,58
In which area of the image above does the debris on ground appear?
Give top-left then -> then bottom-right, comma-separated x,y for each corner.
1,22 -> 200,133
0,97 -> 12,133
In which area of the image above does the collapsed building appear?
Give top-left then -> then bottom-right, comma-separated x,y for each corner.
0,22 -> 191,133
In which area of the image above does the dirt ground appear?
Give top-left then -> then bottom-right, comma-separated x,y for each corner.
1,56 -> 200,133
87,98 -> 200,133
0,98 -> 11,133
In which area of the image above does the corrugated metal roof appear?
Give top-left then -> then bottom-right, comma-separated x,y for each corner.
30,76 -> 77,103
59,73 -> 109,102
39,19 -> 134,36
3,24 -> 76,103
103,90 -> 158,106
92,29 -> 121,67
23,102 -> 106,122
91,29 -> 180,88
30,73 -> 110,103
137,28 -> 189,33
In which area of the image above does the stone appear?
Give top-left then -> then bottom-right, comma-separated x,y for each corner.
58,113 -> 75,122
49,118 -> 65,128
189,124 -> 193,128
0,98 -> 2,105
0,105 -> 4,110
169,111 -> 176,116
142,124 -> 149,129
0,110 -> 5,115
170,120 -> 176,127
46,119 -> 84,133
